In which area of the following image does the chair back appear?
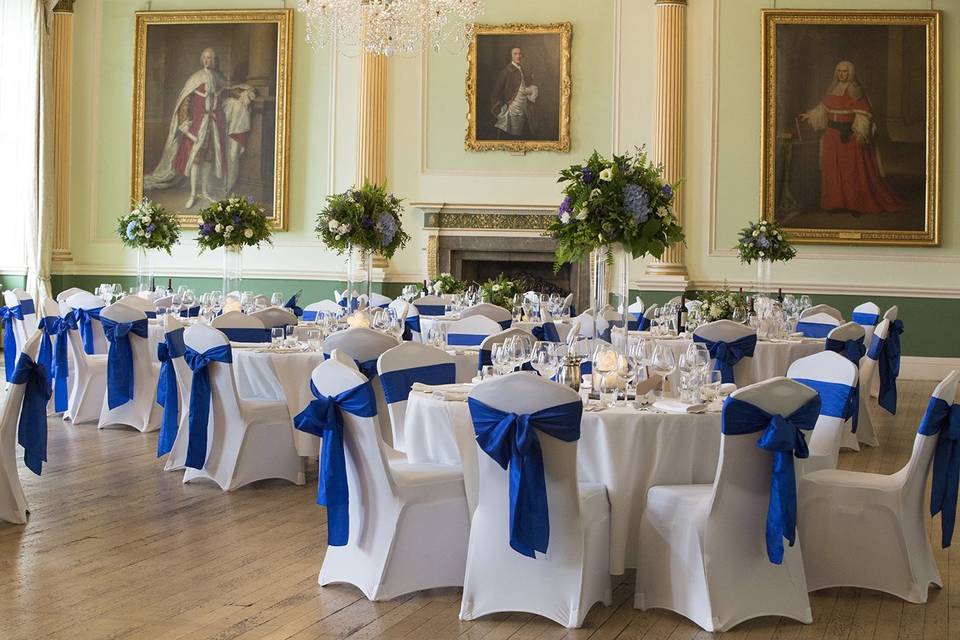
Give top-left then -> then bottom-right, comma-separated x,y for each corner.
211,310 -> 269,342
56,287 -> 88,303
787,351 -> 858,471
445,315 -> 502,347
360,292 -> 392,309
561,293 -> 574,313
66,291 -> 108,354
461,303 -> 512,329
4,289 -> 38,344
153,295 -> 173,309
477,327 -> 536,369
182,324 -> 243,463
827,322 -> 865,343
861,319 -> 890,392
250,307 -> 298,329
796,312 -> 840,338
851,301 -> 881,334
302,299 -> 342,321
117,294 -> 158,318
900,370 -> 960,511
0,331 -> 42,523
694,319 -> 755,343
377,342 -> 456,450
163,315 -> 192,427
469,373 -> 584,558
884,305 -> 899,322
40,297 -> 59,319
800,304 -> 843,322
413,295 -> 447,316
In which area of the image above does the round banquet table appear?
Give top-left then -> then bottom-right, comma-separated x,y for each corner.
403,390 -> 722,574
232,347 -> 326,457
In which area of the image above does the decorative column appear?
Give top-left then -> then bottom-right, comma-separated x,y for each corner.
645,0 -> 687,278
356,48 -> 390,270
51,0 -> 74,263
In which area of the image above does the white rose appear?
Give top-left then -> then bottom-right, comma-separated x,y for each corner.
338,223 -> 350,233
775,232 -> 782,239
656,206 -> 668,218
752,230 -> 759,237
140,215 -> 151,224
599,168 -> 613,182
328,219 -> 339,231
244,228 -> 254,239
492,284 -> 501,292
137,228 -> 146,236
590,188 -> 601,199
560,211 -> 571,224
215,224 -> 223,232
225,225 -> 234,234
759,251 -> 765,257
574,208 -> 588,221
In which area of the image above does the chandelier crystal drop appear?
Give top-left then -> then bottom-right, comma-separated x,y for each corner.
298,0 -> 483,56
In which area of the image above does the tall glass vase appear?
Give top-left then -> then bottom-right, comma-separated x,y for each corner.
343,244 -> 374,312
222,245 -> 243,295
590,243 -> 630,350
136,247 -> 153,294
755,258 -> 773,295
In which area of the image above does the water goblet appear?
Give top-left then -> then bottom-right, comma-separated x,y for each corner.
651,342 -> 677,397
530,341 -> 556,379
284,325 -> 297,348
271,292 -> 284,307
270,327 -> 284,349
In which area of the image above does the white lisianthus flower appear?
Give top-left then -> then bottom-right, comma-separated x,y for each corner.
215,224 -> 223,233
560,211 -> 571,224
656,206 -> 669,218
758,251 -> 766,258
226,225 -> 236,234
338,223 -> 350,234
141,215 -> 151,224
752,230 -> 759,237
599,168 -> 613,182
137,228 -> 146,236
590,188 -> 601,199
328,219 -> 339,232
574,208 -> 588,221
335,234 -> 342,240
243,228 -> 254,239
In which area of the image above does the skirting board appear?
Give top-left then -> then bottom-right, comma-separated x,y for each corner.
901,357 -> 960,382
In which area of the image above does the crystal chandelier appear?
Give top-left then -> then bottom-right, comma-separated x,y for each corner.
298,0 -> 484,56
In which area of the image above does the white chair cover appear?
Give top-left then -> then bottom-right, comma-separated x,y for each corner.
181,324 -> 302,491
55,287 -> 88,303
63,304 -> 107,425
852,301 -> 881,337
799,304 -> 844,322
302,299 -> 343,322
460,373 -> 611,628
3,289 -> 38,356
66,291 -> 109,355
477,327 -> 536,371
693,320 -> 757,384
117,294 -> 158,318
211,310 -> 269,343
377,342 -> 456,452
310,358 -> 469,600
389,299 -> 421,342
635,377 -> 816,632
160,316 -> 193,471
360,292 -> 392,308
0,332 -> 42,524
787,351 -> 858,476
796,312 -> 841,339
249,307 -> 298,329
97,303 -> 161,432
868,305 -> 900,401
460,303 -> 512,329
444,315 -> 501,348
842,319 -> 890,450
412,295 -> 447,316
799,370 -> 960,603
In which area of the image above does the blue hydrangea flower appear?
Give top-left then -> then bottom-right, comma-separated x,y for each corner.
661,184 -> 674,200
558,196 -> 573,215
201,222 -> 215,236
361,215 -> 374,229
375,212 -> 398,246
580,166 -> 595,185
126,220 -> 138,240
623,184 -> 651,224
232,214 -> 241,226
145,224 -> 156,236
757,236 -> 770,249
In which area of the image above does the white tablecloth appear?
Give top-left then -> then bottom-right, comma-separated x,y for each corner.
233,348 -> 326,457
403,391 -> 722,574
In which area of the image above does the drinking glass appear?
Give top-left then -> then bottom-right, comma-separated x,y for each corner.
270,327 -> 284,348
271,292 -> 284,307
480,365 -> 495,380
530,341 -> 556,379
701,370 -> 722,406
799,295 -> 813,311
307,329 -> 322,352
598,373 -> 619,409
111,283 -> 122,301
491,343 -> 512,376
285,325 -> 297,347
651,342 -> 676,397
169,295 -> 183,317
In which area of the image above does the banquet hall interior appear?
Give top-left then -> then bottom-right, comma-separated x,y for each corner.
1,0 -> 958,638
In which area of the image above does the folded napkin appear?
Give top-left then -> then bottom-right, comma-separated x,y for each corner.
653,399 -> 708,414
411,382 -> 474,402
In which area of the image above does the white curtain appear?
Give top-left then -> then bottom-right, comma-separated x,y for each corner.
0,0 -> 57,302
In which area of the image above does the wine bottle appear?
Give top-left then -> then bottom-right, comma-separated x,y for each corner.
777,287 -> 784,303
149,276 -> 155,293
167,278 -> 172,291
677,293 -> 687,333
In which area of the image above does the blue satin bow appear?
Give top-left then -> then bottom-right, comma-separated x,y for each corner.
852,311 -> 880,326
872,320 -> 904,414
71,306 -> 103,355
156,328 -> 186,457
101,317 -> 149,409
337,297 -> 360,311
12,353 -> 50,475
183,344 -> 233,470
694,333 -> 758,385
1,304 -> 25,382
468,396 -> 583,558
44,314 -> 75,412
321,353 -> 379,380
722,394 -> 821,564
402,314 -> 421,341
628,314 -> 651,331
531,323 -> 561,343
380,363 -> 456,404
294,379 -> 377,546
825,336 -> 866,366
919,397 -> 960,548
284,293 -> 303,317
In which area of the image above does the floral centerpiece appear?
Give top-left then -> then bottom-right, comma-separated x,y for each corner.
117,198 -> 181,291
697,287 -> 749,323
735,219 -> 795,293
431,272 -> 466,295
196,195 -> 273,294
481,274 -> 522,310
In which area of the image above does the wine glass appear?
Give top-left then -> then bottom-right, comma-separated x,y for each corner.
592,343 -> 618,398
270,327 -> 284,348
530,341 -> 558,379
701,369 -> 722,408
651,342 -> 677,398
491,343 -> 512,376
271,292 -> 284,307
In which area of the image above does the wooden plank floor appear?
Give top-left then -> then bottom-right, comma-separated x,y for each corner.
0,380 -> 956,639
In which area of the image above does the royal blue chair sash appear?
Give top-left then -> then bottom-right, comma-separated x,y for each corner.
380,362 -> 456,404
37,316 -> 59,394
919,396 -> 960,548
322,353 -> 379,380
497,319 -> 512,330
721,394 -> 820,564
183,344 -> 233,470
100,317 -> 149,409
447,333 -> 485,347
628,314 -> 650,332
219,327 -> 271,343
43,314 -> 75,412
284,293 -> 303,317
179,305 -> 201,318
1,304 -> 25,382
301,310 -> 322,322
402,314 -> 421,341
871,319 -> 904,414
414,303 -> 445,316
796,321 -> 834,339
71,306 -> 103,355
337,297 -> 360,311
294,379 -> 377,546
18,299 -> 35,316
825,336 -> 866,366
156,328 -> 186,458
12,353 -> 50,475
468,396 -> 583,558
791,377 -> 857,426
694,333 -> 757,385
852,311 -> 880,326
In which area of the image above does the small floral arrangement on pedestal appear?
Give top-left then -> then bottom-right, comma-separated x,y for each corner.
547,148 -> 685,269
196,195 -> 273,251
315,182 -> 411,258
698,287 -> 749,322
431,272 -> 466,295
481,274 -> 522,310
117,198 -> 181,252
735,219 -> 796,264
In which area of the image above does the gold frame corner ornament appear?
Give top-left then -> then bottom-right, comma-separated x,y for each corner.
130,9 -> 293,231
760,9 -> 941,247
464,22 -> 572,153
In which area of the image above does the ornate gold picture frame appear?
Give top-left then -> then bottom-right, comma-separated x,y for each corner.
761,10 -> 940,246
465,23 -> 572,153
132,9 -> 292,230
